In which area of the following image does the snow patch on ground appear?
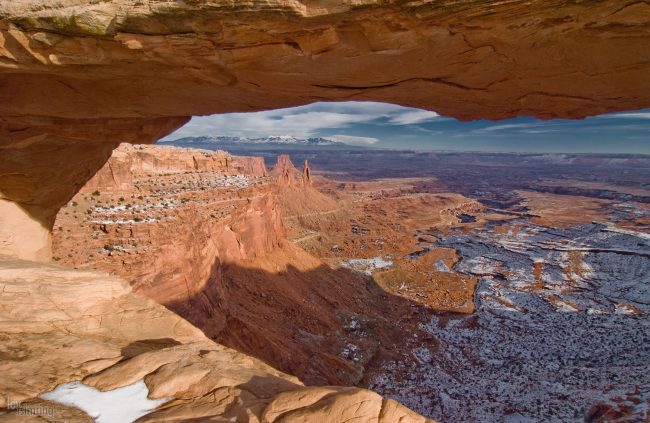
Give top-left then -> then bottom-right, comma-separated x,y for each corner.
340,256 -> 393,275
92,217 -> 160,225
433,260 -> 450,272
40,380 -> 170,423
603,224 -> 650,240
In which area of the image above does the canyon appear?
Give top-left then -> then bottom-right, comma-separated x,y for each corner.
0,255 -> 428,422
2,144 -> 436,421
1,1 -> 649,422
49,143 -> 650,422
51,145 -> 439,388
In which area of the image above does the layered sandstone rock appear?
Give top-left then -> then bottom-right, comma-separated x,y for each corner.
272,155 -> 299,187
2,0 -> 649,258
53,144 -> 282,306
2,1 -> 648,121
0,117 -> 187,260
0,255 -> 433,422
81,143 -> 267,194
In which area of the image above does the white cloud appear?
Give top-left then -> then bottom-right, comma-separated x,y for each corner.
327,134 -> 380,146
160,101 -> 441,141
477,123 -> 538,132
164,110 -> 371,139
521,129 -> 558,134
601,112 -> 650,119
388,110 -> 439,125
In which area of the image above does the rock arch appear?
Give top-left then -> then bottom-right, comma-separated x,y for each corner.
1,0 -> 649,259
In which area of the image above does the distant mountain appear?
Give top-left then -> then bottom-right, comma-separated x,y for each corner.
164,135 -> 349,147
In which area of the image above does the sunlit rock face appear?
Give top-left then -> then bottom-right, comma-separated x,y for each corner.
1,0 -> 649,258
0,255 -> 434,422
0,116 -> 187,260
53,143 -> 284,308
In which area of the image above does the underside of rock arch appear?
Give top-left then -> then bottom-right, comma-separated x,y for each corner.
1,0 -> 649,259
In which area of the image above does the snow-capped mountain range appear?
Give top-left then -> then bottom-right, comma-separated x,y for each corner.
166,135 -> 346,146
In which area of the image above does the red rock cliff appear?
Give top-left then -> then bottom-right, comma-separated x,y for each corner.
82,143 -> 267,194
272,154 -> 299,187
54,144 -> 283,307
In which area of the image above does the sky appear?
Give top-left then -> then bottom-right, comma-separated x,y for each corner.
160,102 -> 650,154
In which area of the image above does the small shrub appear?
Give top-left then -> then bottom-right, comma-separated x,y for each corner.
92,190 -> 100,196
103,244 -> 115,252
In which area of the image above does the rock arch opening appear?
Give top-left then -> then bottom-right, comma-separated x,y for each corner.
1,3 -> 649,421
1,1 -> 649,257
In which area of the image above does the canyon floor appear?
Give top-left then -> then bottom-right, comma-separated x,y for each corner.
52,144 -> 650,422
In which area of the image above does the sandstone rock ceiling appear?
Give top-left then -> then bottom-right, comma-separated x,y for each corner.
2,0 -> 649,121
0,0 -> 649,259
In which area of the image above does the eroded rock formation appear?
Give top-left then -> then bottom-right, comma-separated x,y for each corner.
272,154 -> 299,187
81,143 -> 267,194
0,2 -> 648,420
52,146 -> 434,389
2,0 -> 650,259
53,144 -> 282,306
0,117 -> 187,260
0,255 -> 433,422
2,1 -> 649,121
302,160 -> 312,187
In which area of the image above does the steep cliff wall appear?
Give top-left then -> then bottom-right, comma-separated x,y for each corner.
54,144 -> 281,305
80,144 -> 267,193
52,147 -> 434,389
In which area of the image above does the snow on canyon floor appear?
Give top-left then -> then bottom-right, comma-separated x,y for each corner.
340,256 -> 394,275
370,220 -> 650,422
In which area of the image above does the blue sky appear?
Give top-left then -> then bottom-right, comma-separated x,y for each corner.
160,102 -> 650,154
